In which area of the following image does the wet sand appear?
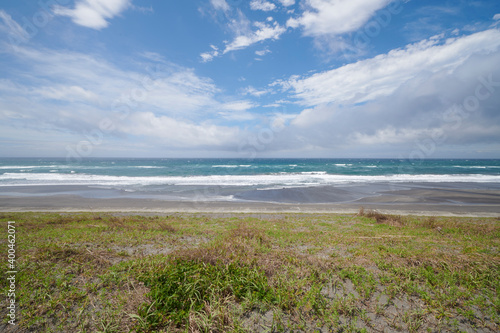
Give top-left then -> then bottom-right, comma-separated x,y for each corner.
1,183 -> 499,216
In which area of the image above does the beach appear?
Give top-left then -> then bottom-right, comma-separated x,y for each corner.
1,158 -> 500,331
2,1 -> 500,330
1,182 -> 499,216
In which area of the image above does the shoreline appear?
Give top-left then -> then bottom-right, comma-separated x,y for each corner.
1,182 -> 499,216
1,195 -> 499,217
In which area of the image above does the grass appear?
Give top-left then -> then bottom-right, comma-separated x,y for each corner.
0,211 -> 499,332
140,259 -> 276,329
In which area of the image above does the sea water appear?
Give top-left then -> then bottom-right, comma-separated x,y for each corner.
1,158 -> 499,203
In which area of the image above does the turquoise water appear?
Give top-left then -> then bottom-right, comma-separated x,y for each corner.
1,158 -> 499,204
1,158 -> 500,187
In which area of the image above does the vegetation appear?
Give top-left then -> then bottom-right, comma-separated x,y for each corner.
0,211 -> 499,332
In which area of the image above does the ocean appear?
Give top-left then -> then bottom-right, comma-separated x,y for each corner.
1,158 -> 500,205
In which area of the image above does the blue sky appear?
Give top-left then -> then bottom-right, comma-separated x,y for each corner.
1,0 -> 500,158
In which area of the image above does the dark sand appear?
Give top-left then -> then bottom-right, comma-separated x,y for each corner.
1,183 -> 500,216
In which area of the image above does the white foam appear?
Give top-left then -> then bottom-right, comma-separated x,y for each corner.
0,165 -> 67,169
1,172 -> 499,187
134,166 -> 163,169
300,171 -> 327,175
453,166 -> 499,169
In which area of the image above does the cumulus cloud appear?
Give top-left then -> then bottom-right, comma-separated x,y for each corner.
287,0 -> 392,36
200,51 -> 217,63
200,45 -> 219,63
268,32 -> 500,157
123,112 -> 240,147
0,30 -> 257,153
278,0 -> 295,7
255,49 -> 271,56
53,0 -> 131,29
250,0 -> 276,12
277,29 -> 500,106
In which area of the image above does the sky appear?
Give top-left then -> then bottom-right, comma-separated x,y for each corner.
0,0 -> 500,159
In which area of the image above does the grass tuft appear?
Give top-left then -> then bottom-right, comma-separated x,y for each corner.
138,259 -> 276,330
1,212 -> 499,332
358,208 -> 404,226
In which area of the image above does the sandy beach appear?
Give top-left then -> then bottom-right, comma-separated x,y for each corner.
1,183 -> 499,216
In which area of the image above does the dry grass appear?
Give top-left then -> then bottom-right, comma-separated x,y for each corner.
358,207 -> 404,226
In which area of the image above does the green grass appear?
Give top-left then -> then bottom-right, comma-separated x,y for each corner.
0,211 -> 499,332
140,259 -> 276,329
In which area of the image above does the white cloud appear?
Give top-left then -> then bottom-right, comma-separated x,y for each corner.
0,35 -> 258,151
269,34 -> 500,156
224,21 -> 286,53
140,51 -> 166,62
263,103 -> 280,108
280,29 -> 500,106
217,101 -> 258,121
250,0 -> 276,12
243,86 -> 269,97
53,0 -> 131,29
130,5 -> 153,14
255,49 -> 271,56
220,100 -> 256,111
350,127 -> 428,145
278,0 -> 295,6
201,45 -> 220,62
0,10 -> 30,44
494,13 -> 500,21
210,0 -> 230,12
226,9 -> 253,37
124,112 -> 240,147
34,85 -> 100,103
201,6 -> 285,60
200,52 -> 216,63
287,0 -> 392,36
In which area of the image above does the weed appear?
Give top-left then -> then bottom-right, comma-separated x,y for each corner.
2,212 -> 498,332
358,209 -> 404,226
402,310 -> 425,333
138,259 -> 276,330
422,216 -> 438,229
338,266 -> 377,299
